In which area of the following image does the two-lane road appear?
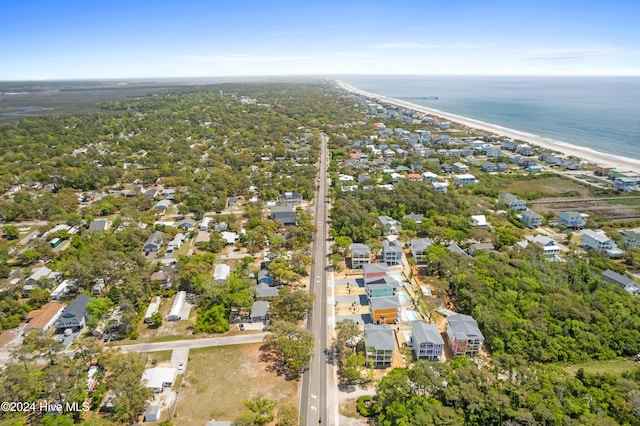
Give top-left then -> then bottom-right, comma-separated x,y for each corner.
299,133 -> 330,425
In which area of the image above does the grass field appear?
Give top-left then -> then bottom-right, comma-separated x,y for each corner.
565,359 -> 639,377
508,176 -> 589,196
173,343 -> 299,425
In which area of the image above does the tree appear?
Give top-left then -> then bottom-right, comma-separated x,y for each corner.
86,297 -> 114,329
267,257 -> 300,285
3,225 -> 20,240
99,351 -> 152,424
148,311 -> 163,328
269,287 -> 314,323
263,320 -> 314,378
208,232 -> 226,253
235,394 -> 277,425
276,403 -> 300,426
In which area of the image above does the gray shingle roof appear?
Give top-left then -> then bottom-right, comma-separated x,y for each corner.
369,296 -> 401,310
447,314 -> 483,340
412,322 -> 444,345
364,324 -> 394,351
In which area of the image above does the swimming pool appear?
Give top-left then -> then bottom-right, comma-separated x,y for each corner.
400,309 -> 419,322
398,291 -> 410,303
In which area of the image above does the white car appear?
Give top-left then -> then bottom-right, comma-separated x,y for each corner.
178,362 -> 185,371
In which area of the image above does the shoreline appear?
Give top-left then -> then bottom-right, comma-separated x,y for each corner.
336,81 -> 640,175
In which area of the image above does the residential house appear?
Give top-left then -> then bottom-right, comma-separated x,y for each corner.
412,322 -> 444,361
525,165 -> 543,172
364,276 -> 399,298
432,181 -> 449,193
581,229 -> 624,257
167,233 -> 185,252
24,302 -> 65,334
378,216 -> 399,235
382,239 -> 403,266
154,199 -> 171,211
441,163 -> 453,173
421,171 -> 438,182
277,191 -> 303,206
453,162 -> 469,173
144,297 -> 162,323
446,314 -> 484,356
453,174 -> 477,187
470,215 -> 488,229
350,243 -> 371,269
257,269 -> 274,285
468,242 -> 495,256
411,238 -> 432,264
253,283 -> 279,301
200,217 -> 212,231
602,270 -> 640,295
362,263 -> 390,279
144,188 -> 159,200
213,222 -> 228,232
50,280 -> 72,300
447,243 -> 470,257
166,291 -> 186,321
481,161 -> 496,172
403,213 -> 423,224
221,231 -> 238,245
177,218 -> 195,231
88,219 -> 110,232
250,301 -> 269,323
54,293 -> 90,331
150,271 -> 170,286
213,264 -> 231,281
91,279 -> 106,295
594,166 -> 613,176
144,231 -> 164,253
559,211 -> 588,228
519,209 -> 543,228
496,162 -> 509,173
142,368 -> 176,393
614,177 -> 639,192
369,296 -> 401,324
526,235 -> 561,257
364,324 -> 395,367
498,193 -> 527,211
26,266 -> 62,287
619,230 -> 640,249
269,206 -> 298,225
407,173 -> 422,182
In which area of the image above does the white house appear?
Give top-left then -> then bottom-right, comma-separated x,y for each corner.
470,215 -> 488,229
142,368 -> 176,393
581,229 -> 624,257
559,211 -> 588,228
453,174 -> 477,187
166,291 -> 186,321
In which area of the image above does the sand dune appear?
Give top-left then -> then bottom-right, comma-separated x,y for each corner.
337,81 -> 640,175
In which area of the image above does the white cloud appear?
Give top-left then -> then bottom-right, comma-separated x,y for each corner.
370,42 -> 488,50
525,47 -> 620,61
173,53 -> 317,63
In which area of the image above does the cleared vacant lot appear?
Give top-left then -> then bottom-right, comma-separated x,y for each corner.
173,342 -> 299,424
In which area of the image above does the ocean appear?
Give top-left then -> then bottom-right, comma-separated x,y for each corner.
340,76 -> 640,161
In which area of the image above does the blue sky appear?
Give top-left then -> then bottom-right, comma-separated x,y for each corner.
1,0 -> 638,80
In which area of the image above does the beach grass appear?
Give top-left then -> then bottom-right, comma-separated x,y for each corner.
565,359 -> 638,377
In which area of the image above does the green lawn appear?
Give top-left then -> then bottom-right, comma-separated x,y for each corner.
565,359 -> 638,377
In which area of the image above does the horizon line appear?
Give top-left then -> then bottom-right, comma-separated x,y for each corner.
1,73 -> 640,83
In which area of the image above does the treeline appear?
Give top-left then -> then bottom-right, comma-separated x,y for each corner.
362,358 -> 640,426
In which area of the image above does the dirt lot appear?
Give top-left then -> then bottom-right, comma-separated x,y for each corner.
172,343 -> 299,425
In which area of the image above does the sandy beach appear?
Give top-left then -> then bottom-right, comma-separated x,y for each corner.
337,81 -> 640,175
